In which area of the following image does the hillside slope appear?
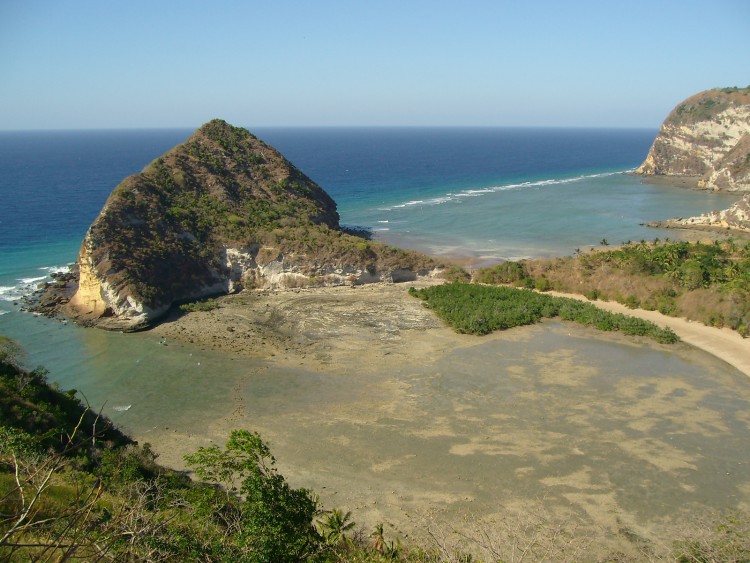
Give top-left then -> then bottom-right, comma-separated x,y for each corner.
65,120 -> 442,330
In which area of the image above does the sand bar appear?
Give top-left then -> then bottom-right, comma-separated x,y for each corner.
154,281 -> 750,379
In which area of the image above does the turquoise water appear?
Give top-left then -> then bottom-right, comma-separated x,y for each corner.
347,173 -> 737,260
0,127 -> 743,411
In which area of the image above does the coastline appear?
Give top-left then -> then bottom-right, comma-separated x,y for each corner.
150,281 -> 750,381
132,280 -> 750,556
634,173 -> 702,190
5,126 -> 750,558
546,290 -> 750,377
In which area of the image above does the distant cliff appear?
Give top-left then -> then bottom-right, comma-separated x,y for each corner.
65,120 -> 442,330
636,87 -> 750,192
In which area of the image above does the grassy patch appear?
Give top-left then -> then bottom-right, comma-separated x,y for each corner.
178,297 -> 221,313
477,239 -> 750,337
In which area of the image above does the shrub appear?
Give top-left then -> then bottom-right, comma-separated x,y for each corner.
475,261 -> 527,284
584,288 -> 601,301
410,283 -> 679,343
534,277 -> 551,292
624,295 -> 640,309
442,266 -> 471,283
179,298 -> 220,313
185,430 -> 323,562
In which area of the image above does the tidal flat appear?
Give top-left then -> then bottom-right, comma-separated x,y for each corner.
73,281 -> 750,557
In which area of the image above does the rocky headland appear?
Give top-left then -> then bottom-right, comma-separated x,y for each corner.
636,86 -> 750,191
52,120 -> 446,331
636,86 -> 750,231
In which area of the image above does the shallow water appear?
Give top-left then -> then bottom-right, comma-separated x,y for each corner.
94,318 -> 750,552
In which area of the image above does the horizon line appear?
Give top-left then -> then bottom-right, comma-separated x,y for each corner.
0,123 -> 660,133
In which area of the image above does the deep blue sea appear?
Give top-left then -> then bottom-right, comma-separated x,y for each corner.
0,126 -> 740,401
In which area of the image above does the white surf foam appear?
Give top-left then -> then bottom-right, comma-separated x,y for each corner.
0,286 -> 18,301
39,265 -> 70,274
377,171 -> 622,212
19,276 -> 47,284
0,264 -> 72,304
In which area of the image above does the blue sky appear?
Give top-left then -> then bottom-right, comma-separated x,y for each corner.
1,0 -> 748,130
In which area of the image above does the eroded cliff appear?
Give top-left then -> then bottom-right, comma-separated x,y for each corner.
66,120 -> 442,330
636,87 -> 750,191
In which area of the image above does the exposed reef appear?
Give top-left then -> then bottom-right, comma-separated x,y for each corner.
648,194 -> 750,233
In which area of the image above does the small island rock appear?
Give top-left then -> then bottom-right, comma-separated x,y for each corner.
66,120 -> 442,330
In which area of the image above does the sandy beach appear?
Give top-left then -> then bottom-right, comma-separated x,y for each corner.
130,280 -> 750,558
547,290 -> 750,378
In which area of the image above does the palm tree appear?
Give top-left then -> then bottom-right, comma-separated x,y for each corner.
317,508 -> 355,546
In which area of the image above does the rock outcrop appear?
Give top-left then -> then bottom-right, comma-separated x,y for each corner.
636,87 -> 750,191
65,120 -> 442,330
652,194 -> 750,233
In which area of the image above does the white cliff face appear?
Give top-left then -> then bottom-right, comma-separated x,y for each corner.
68,241 -> 443,330
667,194 -> 750,232
222,245 -> 442,291
636,93 -> 750,192
66,233 -> 169,329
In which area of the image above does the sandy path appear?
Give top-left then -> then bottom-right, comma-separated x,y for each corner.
548,290 -> 750,377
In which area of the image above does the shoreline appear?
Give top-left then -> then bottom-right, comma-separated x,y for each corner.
152,281 -> 750,379
134,280 -> 750,556
546,290 -> 750,377
633,173 -> 703,190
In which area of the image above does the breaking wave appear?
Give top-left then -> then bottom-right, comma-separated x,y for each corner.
377,171 -> 624,211
0,265 -> 70,303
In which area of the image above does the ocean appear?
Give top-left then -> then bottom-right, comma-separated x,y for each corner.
2,127 -> 749,544
0,126 -> 740,381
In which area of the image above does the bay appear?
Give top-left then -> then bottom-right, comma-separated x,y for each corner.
1,127 -> 748,550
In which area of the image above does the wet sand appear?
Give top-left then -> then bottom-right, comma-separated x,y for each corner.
547,290 -> 750,378
128,281 -> 750,559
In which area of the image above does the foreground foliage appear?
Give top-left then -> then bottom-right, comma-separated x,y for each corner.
6,338 -> 750,562
0,345 -> 423,561
409,283 -> 679,343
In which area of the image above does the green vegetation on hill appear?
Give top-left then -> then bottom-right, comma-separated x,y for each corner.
477,238 -> 750,336
408,283 -> 679,343
85,119 -> 440,311
667,86 -> 750,126
1,340 -> 414,561
90,119 -> 342,305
